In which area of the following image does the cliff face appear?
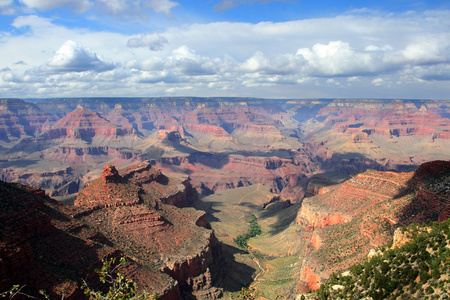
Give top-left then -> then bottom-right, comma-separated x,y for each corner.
304,99 -> 450,165
0,99 -> 55,144
151,150 -> 315,201
295,160 -> 450,294
51,107 -> 136,138
2,97 -> 450,201
74,163 -> 223,299
295,168 -> 415,293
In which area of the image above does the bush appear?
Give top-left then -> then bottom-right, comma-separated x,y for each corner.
82,257 -> 158,300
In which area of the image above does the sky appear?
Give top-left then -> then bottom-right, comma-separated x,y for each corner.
0,0 -> 450,100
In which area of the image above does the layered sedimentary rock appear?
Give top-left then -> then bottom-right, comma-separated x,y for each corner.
295,160 -> 450,294
47,106 -> 138,144
151,150 -> 315,201
0,166 -> 79,197
0,162 -> 224,299
296,168 -> 415,293
304,99 -> 450,165
1,97 -> 450,201
74,163 -> 223,299
0,98 -> 55,145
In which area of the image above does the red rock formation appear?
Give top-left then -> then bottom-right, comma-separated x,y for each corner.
298,267 -> 321,293
295,161 -> 450,296
296,168 -> 416,292
74,163 -> 223,298
50,106 -> 136,139
101,163 -> 121,183
152,151 -> 313,201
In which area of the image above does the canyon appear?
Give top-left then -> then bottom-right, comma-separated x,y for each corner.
0,96 -> 449,298
0,163 -> 223,299
1,97 -> 449,200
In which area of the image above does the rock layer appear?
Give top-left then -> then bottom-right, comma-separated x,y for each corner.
295,160 -> 450,294
74,163 -> 223,299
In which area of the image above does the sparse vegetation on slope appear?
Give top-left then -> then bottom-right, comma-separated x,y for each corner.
309,217 -> 450,300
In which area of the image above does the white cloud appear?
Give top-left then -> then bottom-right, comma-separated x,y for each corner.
40,40 -> 115,73
127,33 -> 168,51
372,78 -> 385,86
96,0 -> 128,14
15,0 -> 179,17
1,10 -> 450,99
405,64 -> 450,81
240,52 -> 302,75
296,41 -> 388,77
0,0 -> 13,7
146,0 -> 179,14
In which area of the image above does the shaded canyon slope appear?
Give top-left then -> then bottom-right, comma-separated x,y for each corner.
0,163 -> 224,299
196,160 -> 449,298
1,97 -> 449,202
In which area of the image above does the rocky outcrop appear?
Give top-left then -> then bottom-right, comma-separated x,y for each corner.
3,97 -> 450,202
74,163 -> 223,299
303,99 -> 450,167
151,151 -> 313,200
297,205 -> 351,231
391,228 -> 412,249
298,267 -> 321,293
184,124 -> 233,139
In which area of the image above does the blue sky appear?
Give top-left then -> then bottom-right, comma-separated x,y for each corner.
0,0 -> 450,99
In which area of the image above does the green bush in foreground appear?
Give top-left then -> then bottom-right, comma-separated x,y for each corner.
310,218 -> 450,300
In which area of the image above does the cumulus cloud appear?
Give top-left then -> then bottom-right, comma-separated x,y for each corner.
240,51 -> 302,75
406,64 -> 450,81
12,14 -> 55,31
127,33 -> 168,51
41,40 -> 115,73
295,41 -> 390,77
2,9 -> 450,98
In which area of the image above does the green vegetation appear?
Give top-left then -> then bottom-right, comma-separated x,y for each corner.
310,218 -> 450,300
235,214 -> 262,248
82,257 -> 159,300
